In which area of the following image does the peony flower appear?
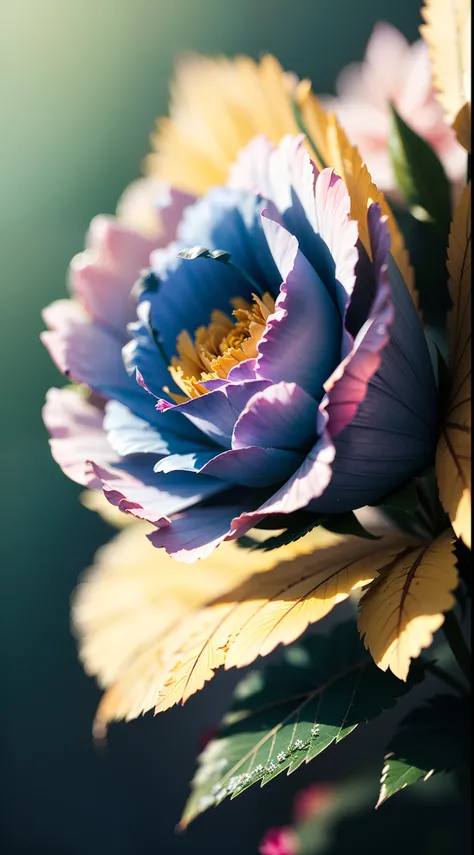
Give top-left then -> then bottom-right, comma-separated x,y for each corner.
43,133 -> 437,563
259,827 -> 299,855
321,22 -> 466,193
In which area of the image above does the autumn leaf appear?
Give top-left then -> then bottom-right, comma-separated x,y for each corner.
420,0 -> 471,151
436,182 -> 471,547
75,525 -> 412,731
146,54 -> 302,195
73,523 -> 317,716
294,86 -> 416,305
358,531 -> 459,681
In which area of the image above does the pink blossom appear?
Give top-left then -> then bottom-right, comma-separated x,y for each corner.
292,783 -> 334,823
259,827 -> 299,855
322,22 -> 466,193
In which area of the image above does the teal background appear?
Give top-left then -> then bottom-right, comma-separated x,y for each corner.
2,2 -> 460,854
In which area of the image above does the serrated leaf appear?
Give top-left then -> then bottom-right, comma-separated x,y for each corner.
180,621 -> 423,827
294,87 -> 417,305
91,531 -> 413,729
322,511 -> 381,541
420,0 -> 471,151
254,514 -> 322,551
453,101 -> 471,152
73,525 -> 328,732
436,183 -> 471,547
358,531 -> 459,681
388,104 -> 451,233
147,54 -> 304,195
378,694 -> 470,806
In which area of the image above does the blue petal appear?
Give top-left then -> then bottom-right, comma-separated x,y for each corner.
103,401 -> 216,458
155,446 -> 303,488
177,186 -> 281,295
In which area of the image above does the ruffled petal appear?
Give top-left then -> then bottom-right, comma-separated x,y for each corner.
103,400 -> 215,458
89,457 -> 228,525
230,412 -> 335,534
69,215 -> 160,335
232,381 -> 318,450
139,240 -> 254,359
230,135 -> 359,317
159,379 -> 271,447
323,204 -> 393,437
256,216 -> 341,398
310,255 -> 438,512
177,186 -> 281,295
147,496 -> 265,563
156,446 -> 303,487
43,387 -> 116,487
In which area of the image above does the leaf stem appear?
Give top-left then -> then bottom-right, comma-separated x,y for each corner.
442,610 -> 471,685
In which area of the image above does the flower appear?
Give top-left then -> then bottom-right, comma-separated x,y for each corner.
43,132 -> 437,563
321,22 -> 466,192
259,827 -> 299,855
292,783 -> 334,823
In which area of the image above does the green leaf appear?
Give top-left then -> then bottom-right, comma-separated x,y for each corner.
322,511 -> 381,540
377,478 -> 420,516
378,694 -> 471,806
391,203 -> 451,331
388,104 -> 452,235
253,513 -> 322,551
180,621 -> 423,827
254,510 -> 379,552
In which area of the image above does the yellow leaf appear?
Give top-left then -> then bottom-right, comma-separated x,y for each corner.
146,54 -> 301,195
358,531 -> 458,681
83,529 -> 413,730
453,101 -> 471,153
436,182 -> 471,547
420,0 -> 471,149
296,89 -> 417,306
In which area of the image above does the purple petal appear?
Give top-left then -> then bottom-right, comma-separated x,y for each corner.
42,387 -> 116,487
229,413 -> 335,535
232,381 -> 318,450
41,301 -> 154,420
230,135 -> 358,319
323,205 -> 393,437
256,216 -> 341,398
161,379 -> 271,448
310,254 -> 438,512
147,499 -> 262,563
156,446 -> 303,488
89,458 -> 228,525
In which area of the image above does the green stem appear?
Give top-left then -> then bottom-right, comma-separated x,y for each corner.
291,97 -> 327,169
420,658 -> 469,696
442,610 -> 471,684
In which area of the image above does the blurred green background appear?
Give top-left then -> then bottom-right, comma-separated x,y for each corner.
2,1 -> 463,853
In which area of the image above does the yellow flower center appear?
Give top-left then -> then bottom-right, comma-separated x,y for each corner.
167,292 -> 275,401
